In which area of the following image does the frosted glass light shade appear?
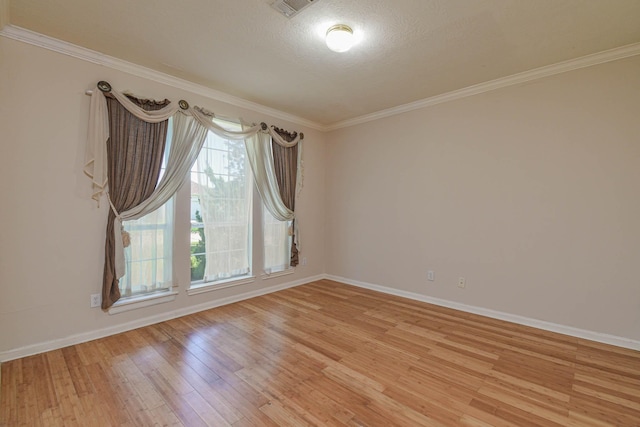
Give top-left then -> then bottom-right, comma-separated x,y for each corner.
326,24 -> 354,52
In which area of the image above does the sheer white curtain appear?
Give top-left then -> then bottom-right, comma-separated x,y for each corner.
244,128 -> 294,221
124,112 -> 209,218
194,128 -> 251,282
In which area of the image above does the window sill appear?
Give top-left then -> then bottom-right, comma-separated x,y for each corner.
261,268 -> 295,280
108,290 -> 178,315
187,275 -> 256,296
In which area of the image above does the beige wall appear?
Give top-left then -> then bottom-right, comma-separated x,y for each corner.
0,37 -> 326,356
2,34 -> 639,357
0,1 -> 8,31
325,56 -> 640,341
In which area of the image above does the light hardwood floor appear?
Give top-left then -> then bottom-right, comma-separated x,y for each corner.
2,280 -> 639,426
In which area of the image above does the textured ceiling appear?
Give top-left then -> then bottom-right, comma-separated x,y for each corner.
7,0 -> 640,126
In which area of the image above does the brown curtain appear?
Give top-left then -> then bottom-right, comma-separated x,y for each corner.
271,127 -> 299,267
102,94 -> 170,309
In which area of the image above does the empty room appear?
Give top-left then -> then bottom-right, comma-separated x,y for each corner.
1,0 -> 639,425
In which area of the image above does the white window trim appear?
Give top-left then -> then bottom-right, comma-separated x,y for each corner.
187,275 -> 256,296
261,267 -> 295,280
108,290 -> 178,315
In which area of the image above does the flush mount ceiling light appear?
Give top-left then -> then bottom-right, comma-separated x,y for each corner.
325,24 -> 354,52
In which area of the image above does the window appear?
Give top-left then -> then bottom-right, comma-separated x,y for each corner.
190,120 -> 252,286
118,117 -> 293,303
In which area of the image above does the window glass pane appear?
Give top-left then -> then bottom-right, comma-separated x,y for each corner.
120,197 -> 174,297
191,120 -> 251,284
190,195 -> 206,282
263,208 -> 291,274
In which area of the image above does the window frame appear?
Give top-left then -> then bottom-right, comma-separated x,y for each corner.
111,117 -> 296,310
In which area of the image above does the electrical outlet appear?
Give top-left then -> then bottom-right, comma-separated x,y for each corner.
427,270 -> 435,281
458,277 -> 466,289
90,293 -> 101,308
301,257 -> 307,266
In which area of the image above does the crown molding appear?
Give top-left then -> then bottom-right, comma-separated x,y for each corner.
326,42 -> 640,131
2,24 -> 639,133
0,25 -> 325,131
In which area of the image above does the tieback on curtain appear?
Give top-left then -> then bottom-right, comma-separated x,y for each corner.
105,192 -> 131,247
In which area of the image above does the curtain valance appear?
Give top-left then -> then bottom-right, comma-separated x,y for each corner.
84,85 -> 263,206
268,127 -> 302,147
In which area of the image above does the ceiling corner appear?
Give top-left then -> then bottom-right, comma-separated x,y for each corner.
0,0 -> 9,30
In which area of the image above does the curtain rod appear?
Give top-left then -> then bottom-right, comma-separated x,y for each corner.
85,81 -> 304,138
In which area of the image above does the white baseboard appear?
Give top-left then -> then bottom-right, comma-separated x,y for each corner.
0,274 -> 325,362
325,274 -> 640,351
3,273 -> 637,362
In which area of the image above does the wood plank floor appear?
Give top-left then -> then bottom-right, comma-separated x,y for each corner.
2,280 -> 639,426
